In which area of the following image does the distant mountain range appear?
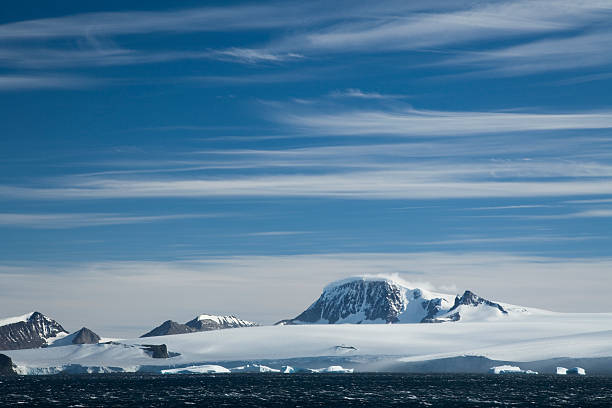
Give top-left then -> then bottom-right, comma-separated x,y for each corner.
1,276 -> 530,350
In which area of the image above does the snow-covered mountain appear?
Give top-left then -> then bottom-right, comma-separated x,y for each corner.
185,314 -> 258,331
0,312 -> 68,350
277,277 -> 526,325
142,314 -> 258,337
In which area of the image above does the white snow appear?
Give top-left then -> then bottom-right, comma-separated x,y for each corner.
489,365 -> 537,374
162,365 -> 230,374
0,312 -> 34,327
4,312 -> 612,374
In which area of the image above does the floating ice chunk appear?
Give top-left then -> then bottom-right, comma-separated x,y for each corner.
567,367 -> 586,375
556,367 -> 568,375
280,365 -> 295,373
161,364 -> 230,374
489,365 -> 537,374
314,365 -> 354,373
230,364 -> 280,373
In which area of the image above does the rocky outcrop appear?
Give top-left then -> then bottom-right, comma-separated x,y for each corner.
141,344 -> 169,358
0,312 -> 68,350
0,353 -> 16,375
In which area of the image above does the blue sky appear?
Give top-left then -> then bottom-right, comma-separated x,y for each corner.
2,0 -> 612,336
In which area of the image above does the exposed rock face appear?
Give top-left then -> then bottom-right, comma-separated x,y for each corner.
0,353 -> 16,375
140,320 -> 195,338
71,327 -> 101,344
185,314 -> 258,331
288,280 -> 405,324
277,277 -> 517,325
0,312 -> 68,350
141,344 -> 169,358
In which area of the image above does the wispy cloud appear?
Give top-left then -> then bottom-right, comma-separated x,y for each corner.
534,209 -> 612,219
0,74 -> 96,90
279,106 -> 612,136
0,212 -> 222,229
466,205 -> 555,210
445,31 -> 612,76
0,3 -> 329,40
329,88 -> 409,100
211,48 -> 303,64
1,0 -> 610,74
3,159 -> 612,200
421,235 -> 599,245
243,231 -> 314,237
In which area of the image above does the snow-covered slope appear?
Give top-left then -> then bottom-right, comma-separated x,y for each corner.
0,312 -> 68,350
278,277 -> 528,325
5,312 -> 612,374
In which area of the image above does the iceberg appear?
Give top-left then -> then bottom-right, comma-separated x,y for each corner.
314,365 -> 354,373
489,365 -> 537,375
161,365 -> 230,374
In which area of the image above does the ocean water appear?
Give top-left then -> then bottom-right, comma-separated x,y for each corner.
1,373 -> 611,407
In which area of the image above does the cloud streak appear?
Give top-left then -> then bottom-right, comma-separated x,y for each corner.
279,106 -> 612,136
3,163 -> 612,200
0,212 -> 222,229
0,74 -> 96,90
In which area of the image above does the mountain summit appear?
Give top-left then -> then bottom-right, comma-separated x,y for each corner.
0,312 -> 68,350
277,277 -> 521,325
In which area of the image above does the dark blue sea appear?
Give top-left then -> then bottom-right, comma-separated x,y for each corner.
1,373 -> 611,407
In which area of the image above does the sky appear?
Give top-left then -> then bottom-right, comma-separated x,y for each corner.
1,0 -> 612,337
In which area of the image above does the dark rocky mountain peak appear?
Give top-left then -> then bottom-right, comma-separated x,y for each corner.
0,312 -> 68,350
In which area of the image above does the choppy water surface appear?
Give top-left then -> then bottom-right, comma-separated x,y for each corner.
1,373 -> 611,407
